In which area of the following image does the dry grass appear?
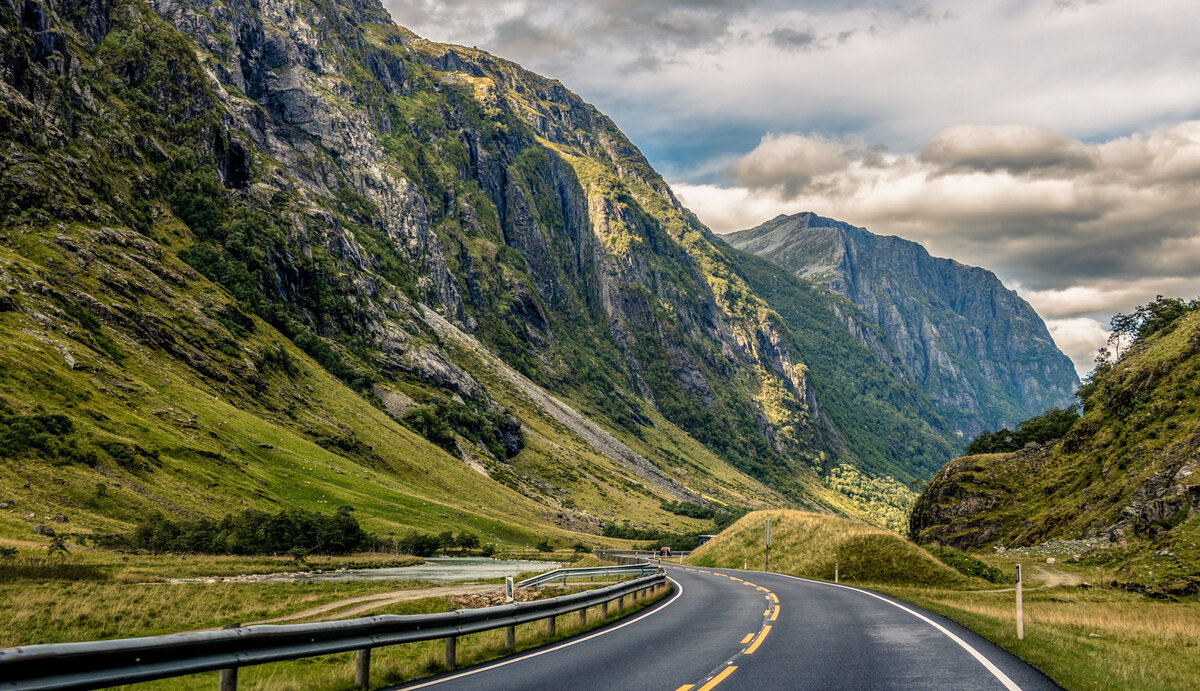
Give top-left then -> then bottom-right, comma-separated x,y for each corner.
879,584 -> 1200,691
687,509 -> 969,586
109,584 -> 673,690
0,580 -> 414,646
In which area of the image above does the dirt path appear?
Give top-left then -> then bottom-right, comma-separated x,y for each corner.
974,565 -> 1086,593
246,583 -> 497,625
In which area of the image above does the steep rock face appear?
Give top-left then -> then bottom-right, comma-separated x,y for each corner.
726,213 -> 1078,437
0,0 -> 898,532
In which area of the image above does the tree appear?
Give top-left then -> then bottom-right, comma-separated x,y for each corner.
455,532 -> 480,552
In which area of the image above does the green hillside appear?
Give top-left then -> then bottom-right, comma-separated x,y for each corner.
911,297 -> 1200,595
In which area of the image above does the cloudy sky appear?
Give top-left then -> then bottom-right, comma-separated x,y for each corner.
384,0 -> 1200,375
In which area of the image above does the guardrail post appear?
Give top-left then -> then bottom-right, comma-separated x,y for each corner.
577,606 -> 587,626
505,625 -> 516,651
600,600 -> 608,618
355,648 -> 370,689
219,623 -> 240,691
445,635 -> 456,670
546,615 -> 556,637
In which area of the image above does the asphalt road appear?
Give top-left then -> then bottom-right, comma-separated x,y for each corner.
393,564 -> 1061,690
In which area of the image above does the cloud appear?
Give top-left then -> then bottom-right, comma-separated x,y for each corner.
725,133 -> 854,196
920,124 -> 1093,174
676,120 -> 1200,369
767,27 -> 822,52
1045,318 -> 1108,377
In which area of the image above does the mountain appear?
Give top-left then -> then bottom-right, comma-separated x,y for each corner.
715,244 -> 959,484
0,0 -> 951,542
725,213 -> 1079,438
909,299 -> 1200,595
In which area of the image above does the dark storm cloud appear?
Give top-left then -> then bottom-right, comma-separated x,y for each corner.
766,27 -> 822,52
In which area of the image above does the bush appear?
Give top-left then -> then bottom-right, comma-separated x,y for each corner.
112,506 -> 368,555
535,539 -> 553,553
965,406 -> 1081,454
926,546 -> 1009,583
402,401 -> 522,460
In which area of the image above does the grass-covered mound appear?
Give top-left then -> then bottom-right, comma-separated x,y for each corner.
687,510 -> 973,587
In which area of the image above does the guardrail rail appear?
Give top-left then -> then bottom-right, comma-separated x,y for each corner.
0,572 -> 668,690
517,563 -> 659,588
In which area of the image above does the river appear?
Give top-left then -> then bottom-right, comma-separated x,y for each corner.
256,556 -> 562,583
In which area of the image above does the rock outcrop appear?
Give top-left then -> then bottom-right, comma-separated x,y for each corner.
725,213 -> 1078,437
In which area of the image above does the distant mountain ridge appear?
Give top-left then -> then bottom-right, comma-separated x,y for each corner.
725,213 -> 1078,437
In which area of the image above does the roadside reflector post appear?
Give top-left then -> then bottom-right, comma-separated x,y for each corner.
835,562 -> 839,584
506,576 -> 514,603
219,623 -> 240,691
764,518 -> 772,572
355,648 -> 370,689
1016,564 -> 1024,640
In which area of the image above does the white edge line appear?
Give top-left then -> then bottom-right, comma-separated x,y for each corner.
399,577 -> 685,689
772,572 -> 1022,691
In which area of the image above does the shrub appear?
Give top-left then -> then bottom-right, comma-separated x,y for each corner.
926,546 -> 1009,583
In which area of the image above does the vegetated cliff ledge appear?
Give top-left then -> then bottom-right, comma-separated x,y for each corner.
0,0 -> 944,540
910,305 -> 1200,595
725,212 -> 1079,438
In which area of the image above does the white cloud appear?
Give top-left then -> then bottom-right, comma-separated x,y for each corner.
384,0 -> 1200,170
1045,318 -> 1108,377
676,120 -> 1200,374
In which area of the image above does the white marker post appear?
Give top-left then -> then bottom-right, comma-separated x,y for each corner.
764,518 -> 772,572
1015,564 -> 1024,640
505,576 -> 515,604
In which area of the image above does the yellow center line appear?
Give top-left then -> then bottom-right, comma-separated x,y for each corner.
729,577 -> 743,582
699,570 -> 711,574
744,625 -> 772,655
770,605 -> 780,621
697,666 -> 738,691
756,586 -> 768,592
762,609 -> 769,616
770,593 -> 779,603
674,686 -> 695,691
740,633 -> 754,644
742,581 -> 757,587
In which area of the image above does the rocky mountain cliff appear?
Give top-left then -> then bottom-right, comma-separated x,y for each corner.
725,213 -> 1078,437
0,0 -> 949,542
910,302 -> 1200,595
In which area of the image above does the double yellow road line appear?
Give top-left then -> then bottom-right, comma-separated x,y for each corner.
672,566 -> 780,691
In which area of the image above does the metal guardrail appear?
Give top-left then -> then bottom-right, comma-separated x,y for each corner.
516,563 -> 660,587
594,549 -> 691,565
0,573 -> 667,691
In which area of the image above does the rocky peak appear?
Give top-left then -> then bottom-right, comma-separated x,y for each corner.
725,212 -> 1078,437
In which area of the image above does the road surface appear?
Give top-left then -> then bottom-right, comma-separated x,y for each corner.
392,563 -> 1060,690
